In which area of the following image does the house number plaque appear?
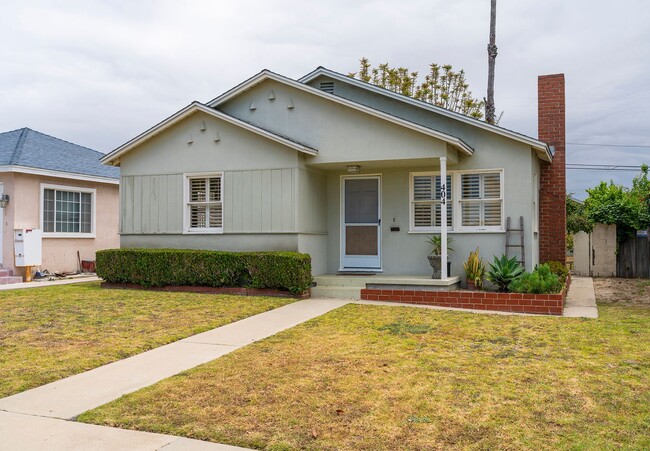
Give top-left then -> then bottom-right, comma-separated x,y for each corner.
440,183 -> 447,205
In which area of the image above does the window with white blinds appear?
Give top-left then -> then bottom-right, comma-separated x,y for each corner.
185,174 -> 223,233
460,172 -> 502,229
411,174 -> 452,230
410,170 -> 503,232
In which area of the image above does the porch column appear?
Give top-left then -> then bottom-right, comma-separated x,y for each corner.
440,156 -> 448,279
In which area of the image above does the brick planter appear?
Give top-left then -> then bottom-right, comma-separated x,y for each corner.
101,282 -> 311,299
360,276 -> 570,315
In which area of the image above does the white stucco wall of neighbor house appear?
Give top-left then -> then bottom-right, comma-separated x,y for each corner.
117,77 -> 541,277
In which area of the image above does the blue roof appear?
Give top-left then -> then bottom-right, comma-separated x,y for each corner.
0,128 -> 119,179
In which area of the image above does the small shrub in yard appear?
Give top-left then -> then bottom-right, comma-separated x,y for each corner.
508,264 -> 563,294
96,249 -> 312,294
486,254 -> 524,292
544,260 -> 569,283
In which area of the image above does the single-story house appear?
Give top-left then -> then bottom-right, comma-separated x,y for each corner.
100,68 -> 566,292
0,128 -> 120,282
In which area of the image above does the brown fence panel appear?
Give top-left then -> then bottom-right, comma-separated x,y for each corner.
617,235 -> 650,278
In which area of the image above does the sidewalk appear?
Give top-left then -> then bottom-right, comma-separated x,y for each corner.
0,274 -> 101,290
563,276 -> 599,318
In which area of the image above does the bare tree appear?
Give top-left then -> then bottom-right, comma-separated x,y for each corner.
485,0 -> 498,124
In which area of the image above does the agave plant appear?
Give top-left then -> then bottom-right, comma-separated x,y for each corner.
487,254 -> 524,292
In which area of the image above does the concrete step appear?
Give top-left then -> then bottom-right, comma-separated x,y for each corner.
314,276 -> 366,288
0,276 -> 23,285
0,269 -> 14,277
311,286 -> 361,299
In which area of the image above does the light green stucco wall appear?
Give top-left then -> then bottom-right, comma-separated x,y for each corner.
219,80 -> 452,166
117,77 -> 542,277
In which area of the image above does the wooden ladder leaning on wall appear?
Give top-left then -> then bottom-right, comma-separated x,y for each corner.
505,216 -> 525,268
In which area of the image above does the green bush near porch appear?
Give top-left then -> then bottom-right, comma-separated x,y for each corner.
96,249 -> 312,294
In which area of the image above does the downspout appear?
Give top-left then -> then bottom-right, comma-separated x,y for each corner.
440,156 -> 448,279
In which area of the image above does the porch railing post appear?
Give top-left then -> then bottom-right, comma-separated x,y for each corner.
440,156 -> 448,279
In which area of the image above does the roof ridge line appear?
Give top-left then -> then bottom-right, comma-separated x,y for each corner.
26,128 -> 108,156
9,128 -> 30,165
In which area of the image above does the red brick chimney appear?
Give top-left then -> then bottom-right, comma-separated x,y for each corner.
538,74 -> 566,264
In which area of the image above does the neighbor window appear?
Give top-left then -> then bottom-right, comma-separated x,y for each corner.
411,173 -> 452,231
459,171 -> 503,229
41,184 -> 95,236
185,173 -> 223,233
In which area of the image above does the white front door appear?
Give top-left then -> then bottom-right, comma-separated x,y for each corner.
341,176 -> 381,270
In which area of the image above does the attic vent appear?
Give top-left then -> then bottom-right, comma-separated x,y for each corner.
319,81 -> 334,94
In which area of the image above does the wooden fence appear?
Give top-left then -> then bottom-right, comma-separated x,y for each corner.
617,233 -> 650,278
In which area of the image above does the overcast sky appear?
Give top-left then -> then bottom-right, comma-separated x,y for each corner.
1,0 -> 648,198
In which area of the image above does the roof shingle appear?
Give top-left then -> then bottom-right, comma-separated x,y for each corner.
0,128 -> 119,179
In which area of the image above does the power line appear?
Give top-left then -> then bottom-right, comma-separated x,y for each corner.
567,142 -> 650,149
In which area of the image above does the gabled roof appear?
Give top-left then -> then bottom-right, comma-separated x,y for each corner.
0,128 -> 119,181
206,69 -> 475,156
101,102 -> 318,166
299,66 -> 553,162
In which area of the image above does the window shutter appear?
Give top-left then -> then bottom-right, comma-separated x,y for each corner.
188,175 -> 222,230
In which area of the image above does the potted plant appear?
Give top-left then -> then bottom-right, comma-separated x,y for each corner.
427,235 -> 454,279
463,248 -> 486,290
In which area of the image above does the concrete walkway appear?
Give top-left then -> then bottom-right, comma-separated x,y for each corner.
564,276 -> 599,318
0,298 -> 348,450
0,274 -> 101,290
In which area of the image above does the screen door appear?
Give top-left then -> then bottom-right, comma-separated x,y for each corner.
341,176 -> 381,269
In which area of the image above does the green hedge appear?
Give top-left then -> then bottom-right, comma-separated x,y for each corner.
96,249 -> 312,294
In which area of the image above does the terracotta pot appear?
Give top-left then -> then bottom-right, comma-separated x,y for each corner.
466,280 -> 476,290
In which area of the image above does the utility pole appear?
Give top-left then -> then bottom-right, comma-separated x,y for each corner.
485,0 -> 497,124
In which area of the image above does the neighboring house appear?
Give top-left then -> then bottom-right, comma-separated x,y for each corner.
101,68 -> 566,286
0,128 -> 120,281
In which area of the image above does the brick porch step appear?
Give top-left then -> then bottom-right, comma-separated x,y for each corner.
0,276 -> 23,284
0,268 -> 15,277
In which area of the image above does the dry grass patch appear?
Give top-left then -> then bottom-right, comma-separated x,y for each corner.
80,298 -> 650,450
0,282 -> 295,397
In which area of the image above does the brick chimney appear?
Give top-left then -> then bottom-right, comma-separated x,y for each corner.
538,74 -> 566,264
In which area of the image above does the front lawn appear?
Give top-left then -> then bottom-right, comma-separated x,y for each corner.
0,282 -> 295,398
79,279 -> 650,450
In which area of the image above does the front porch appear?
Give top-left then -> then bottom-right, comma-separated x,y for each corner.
311,274 -> 460,299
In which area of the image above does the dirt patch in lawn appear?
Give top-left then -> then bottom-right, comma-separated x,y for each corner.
80,301 -> 650,450
0,282 -> 295,398
593,277 -> 650,306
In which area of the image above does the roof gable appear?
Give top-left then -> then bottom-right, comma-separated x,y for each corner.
101,102 -> 318,166
0,128 -> 120,179
207,70 -> 474,156
299,67 -> 552,162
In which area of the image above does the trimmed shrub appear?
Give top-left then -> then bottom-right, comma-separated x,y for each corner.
508,264 -> 562,294
544,260 -> 569,283
96,249 -> 312,294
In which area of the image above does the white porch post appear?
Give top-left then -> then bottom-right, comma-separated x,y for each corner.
440,156 -> 448,279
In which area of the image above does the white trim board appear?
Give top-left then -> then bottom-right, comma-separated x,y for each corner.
299,67 -> 553,162
0,166 -> 119,185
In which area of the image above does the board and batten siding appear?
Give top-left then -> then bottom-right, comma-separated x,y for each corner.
121,168 -> 308,234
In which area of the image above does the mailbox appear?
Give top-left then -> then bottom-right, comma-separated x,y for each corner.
14,229 -> 42,267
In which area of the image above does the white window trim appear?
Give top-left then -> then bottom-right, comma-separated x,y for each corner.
183,172 -> 224,234
40,183 -> 96,238
409,169 -> 505,233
